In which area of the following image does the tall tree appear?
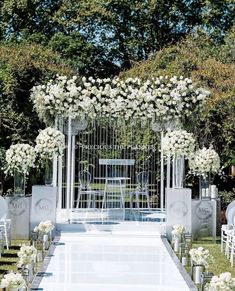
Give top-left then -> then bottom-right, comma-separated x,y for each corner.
0,0 -> 234,73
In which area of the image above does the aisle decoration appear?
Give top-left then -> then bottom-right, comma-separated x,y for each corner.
171,224 -> 185,252
34,220 -> 55,234
17,244 -> 37,267
0,272 -> 26,290
34,220 -> 55,250
205,272 -> 235,291
189,247 -> 213,269
5,144 -> 36,195
31,75 -> 210,123
190,247 -> 213,284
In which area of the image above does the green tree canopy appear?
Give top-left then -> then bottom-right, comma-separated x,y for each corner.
0,0 -> 234,74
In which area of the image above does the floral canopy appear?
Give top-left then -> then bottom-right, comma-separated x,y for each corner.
30,75 -> 210,124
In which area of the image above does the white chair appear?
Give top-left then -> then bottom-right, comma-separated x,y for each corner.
230,234 -> 235,267
130,171 -> 150,210
76,170 -> 103,208
225,229 -> 234,260
0,196 -> 11,250
221,224 -> 233,253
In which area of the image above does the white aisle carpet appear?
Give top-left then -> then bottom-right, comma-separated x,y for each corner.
38,232 -> 192,291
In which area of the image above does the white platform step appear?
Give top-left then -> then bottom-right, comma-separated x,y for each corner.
56,221 -> 166,236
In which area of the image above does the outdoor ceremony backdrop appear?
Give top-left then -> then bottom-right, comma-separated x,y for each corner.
0,0 -> 234,192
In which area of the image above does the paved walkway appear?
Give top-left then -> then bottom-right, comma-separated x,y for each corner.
38,232 -> 194,291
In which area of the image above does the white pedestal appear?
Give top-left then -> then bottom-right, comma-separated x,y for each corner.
192,199 -> 221,240
6,196 -> 31,239
30,186 -> 57,234
166,188 -> 192,239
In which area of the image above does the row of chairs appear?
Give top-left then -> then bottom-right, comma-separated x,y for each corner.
221,224 -> 235,267
0,196 -> 12,250
76,170 -> 151,209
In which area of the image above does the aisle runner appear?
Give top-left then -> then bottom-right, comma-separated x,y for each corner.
37,233 -> 195,291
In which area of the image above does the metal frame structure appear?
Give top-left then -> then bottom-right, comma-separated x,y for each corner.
53,117 -> 175,221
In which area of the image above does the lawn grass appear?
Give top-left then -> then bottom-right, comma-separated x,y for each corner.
192,238 -> 235,277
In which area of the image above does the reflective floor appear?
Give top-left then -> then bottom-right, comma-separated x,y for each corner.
38,232 -> 191,291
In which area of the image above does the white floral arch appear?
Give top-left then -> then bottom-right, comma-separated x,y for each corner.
30,75 -> 210,218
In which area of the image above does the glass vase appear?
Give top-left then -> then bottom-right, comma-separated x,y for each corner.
14,170 -> 25,196
43,234 -> 49,250
199,175 -> 210,199
193,265 -> 203,284
173,155 -> 185,188
45,159 -> 53,186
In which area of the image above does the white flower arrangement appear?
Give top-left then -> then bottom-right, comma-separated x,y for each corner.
5,143 -> 36,175
171,225 -> 185,237
189,247 -> 213,269
35,127 -> 65,160
163,130 -> 196,158
189,146 -> 220,177
31,75 -> 210,122
17,244 -> 37,267
0,272 -> 26,290
34,220 -> 54,234
206,272 -> 235,291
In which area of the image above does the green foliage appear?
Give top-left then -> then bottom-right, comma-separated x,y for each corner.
219,190 -> 235,211
0,0 -> 234,73
121,31 -> 235,167
0,43 -> 73,170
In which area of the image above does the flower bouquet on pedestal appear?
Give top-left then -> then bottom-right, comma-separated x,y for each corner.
35,127 -> 65,186
189,146 -> 220,200
5,144 -> 36,196
163,130 -> 196,188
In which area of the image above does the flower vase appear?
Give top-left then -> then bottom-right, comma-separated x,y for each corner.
173,156 -> 185,188
43,234 -> 49,250
199,176 -> 210,199
36,250 -> 43,262
193,265 -> 203,284
174,237 -> 180,252
14,170 -> 25,196
45,159 -> 53,186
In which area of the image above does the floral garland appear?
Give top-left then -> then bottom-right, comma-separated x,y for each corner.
0,272 -> 26,289
5,144 -> 36,175
17,244 -> 37,267
35,127 -> 65,160
189,147 -> 220,177
34,220 -> 54,234
162,130 -> 196,158
31,75 -> 210,122
189,247 -> 213,269
206,272 -> 235,291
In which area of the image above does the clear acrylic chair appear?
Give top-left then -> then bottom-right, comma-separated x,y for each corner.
76,170 -> 103,208
130,171 -> 150,210
0,196 -> 11,250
